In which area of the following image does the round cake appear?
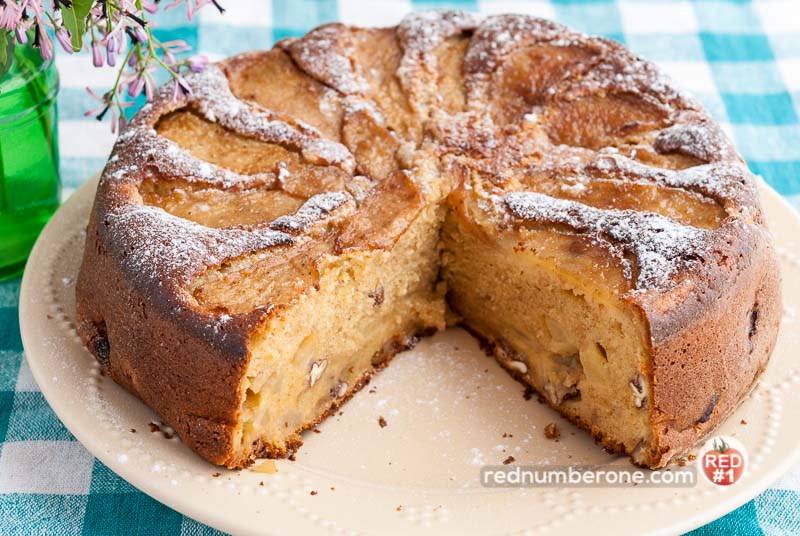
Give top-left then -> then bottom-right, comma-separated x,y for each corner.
75,11 -> 782,469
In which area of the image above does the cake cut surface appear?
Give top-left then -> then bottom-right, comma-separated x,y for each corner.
76,11 -> 781,469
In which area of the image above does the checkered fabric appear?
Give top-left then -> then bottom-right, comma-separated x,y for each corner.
1,1 -> 799,534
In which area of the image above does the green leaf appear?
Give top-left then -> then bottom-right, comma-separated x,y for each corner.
0,31 -> 14,81
61,0 -> 94,52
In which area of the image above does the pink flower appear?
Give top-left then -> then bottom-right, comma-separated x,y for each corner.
15,27 -> 29,45
55,27 -> 73,54
106,35 -> 118,67
134,26 -> 148,44
164,0 -> 224,21
107,35 -> 119,54
127,75 -> 145,98
143,73 -> 156,100
25,0 -> 227,133
41,41 -> 53,60
163,0 -> 196,20
187,55 -> 208,73
34,25 -> 53,60
171,76 -> 192,100
142,1 -> 159,14
117,113 -> 128,134
84,87 -> 111,119
162,39 -> 191,54
0,3 -> 22,31
117,0 -> 139,11
127,48 -> 143,68
163,51 -> 176,68
92,42 -> 103,67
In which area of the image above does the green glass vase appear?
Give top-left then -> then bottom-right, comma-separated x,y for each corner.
0,42 -> 60,281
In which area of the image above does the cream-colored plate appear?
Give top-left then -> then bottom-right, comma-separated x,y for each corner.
20,176 -> 800,536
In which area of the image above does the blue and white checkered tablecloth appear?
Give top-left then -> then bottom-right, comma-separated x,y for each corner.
2,1 -> 799,534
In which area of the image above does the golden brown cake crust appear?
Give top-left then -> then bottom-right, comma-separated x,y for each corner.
76,10 -> 781,469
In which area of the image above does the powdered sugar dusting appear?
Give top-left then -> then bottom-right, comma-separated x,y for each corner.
281,24 -> 370,95
504,192 -> 711,291
653,122 -> 735,163
270,191 -> 353,233
106,204 -> 293,289
464,14 -> 566,76
110,130 -> 249,189
106,64 -> 354,191
587,153 -> 756,206
399,10 -> 479,54
343,95 -> 388,126
463,14 -> 567,102
189,66 -> 355,172
566,53 -> 688,107
396,10 -> 478,113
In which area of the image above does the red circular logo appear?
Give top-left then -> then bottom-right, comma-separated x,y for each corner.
699,436 -> 747,486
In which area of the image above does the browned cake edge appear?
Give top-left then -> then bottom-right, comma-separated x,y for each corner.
76,200 -> 436,466
459,231 -> 781,467
77,203 -> 244,465
643,232 -> 781,467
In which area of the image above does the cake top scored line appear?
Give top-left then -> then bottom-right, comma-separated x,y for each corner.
585,154 -> 758,214
279,23 -> 371,96
270,191 -> 354,234
178,65 -> 356,173
105,203 -> 294,291
503,191 -> 712,293
107,63 -> 356,193
396,10 -> 480,106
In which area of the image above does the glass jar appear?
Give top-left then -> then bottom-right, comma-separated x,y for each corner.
0,42 -> 60,281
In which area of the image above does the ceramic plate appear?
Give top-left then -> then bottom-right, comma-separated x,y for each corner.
20,176 -> 800,535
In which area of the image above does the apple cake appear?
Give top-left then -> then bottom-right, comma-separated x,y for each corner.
75,11 -> 781,469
